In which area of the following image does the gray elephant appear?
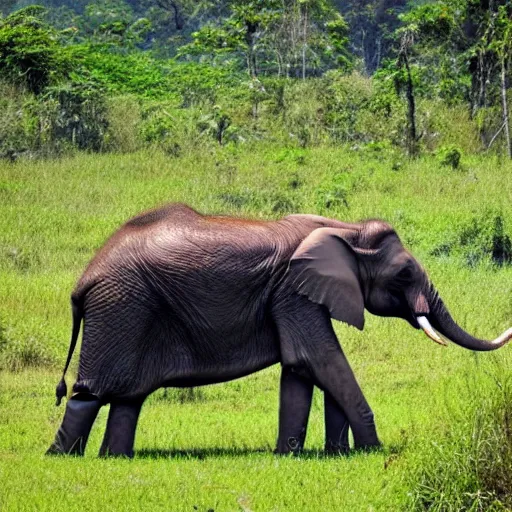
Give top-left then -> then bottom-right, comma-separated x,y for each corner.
47,203 -> 512,458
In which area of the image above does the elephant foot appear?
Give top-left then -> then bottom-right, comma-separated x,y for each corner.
274,431 -> 307,455
324,440 -> 350,455
46,394 -> 101,456
351,409 -> 381,452
275,367 -> 313,456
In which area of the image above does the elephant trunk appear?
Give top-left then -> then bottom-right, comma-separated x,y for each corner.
423,285 -> 512,351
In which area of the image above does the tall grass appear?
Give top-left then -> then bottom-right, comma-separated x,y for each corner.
1,145 -> 512,510
410,361 -> 512,511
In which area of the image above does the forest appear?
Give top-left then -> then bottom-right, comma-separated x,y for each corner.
0,0 -> 511,158
1,2 -> 512,511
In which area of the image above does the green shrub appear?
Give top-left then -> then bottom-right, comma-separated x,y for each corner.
320,71 -> 373,143
45,81 -> 109,152
139,103 -> 182,155
197,106 -> 245,145
475,106 -> 504,152
314,169 -> 369,214
0,6 -> 70,94
431,212 -> 512,267
437,145 -> 462,169
419,101 -> 481,154
0,82 -> 39,159
0,79 -> 111,157
410,367 -> 512,511
279,80 -> 326,148
105,95 -> 142,153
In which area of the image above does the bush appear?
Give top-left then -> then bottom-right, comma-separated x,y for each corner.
105,95 -> 142,152
0,79 -> 111,157
45,81 -> 109,152
437,145 -> 462,169
0,6 -> 70,94
139,103 -> 184,156
138,101 -> 219,156
314,168 -> 369,214
0,82 -> 39,159
279,80 -> 326,148
419,101 -> 481,154
410,367 -> 512,511
431,211 -> 512,267
320,71 -> 374,143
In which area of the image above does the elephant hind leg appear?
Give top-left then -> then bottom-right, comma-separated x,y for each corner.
275,367 -> 314,455
99,398 -> 145,458
46,393 -> 101,456
324,391 -> 350,454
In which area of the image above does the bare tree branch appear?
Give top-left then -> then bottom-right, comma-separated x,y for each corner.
487,121 -> 506,150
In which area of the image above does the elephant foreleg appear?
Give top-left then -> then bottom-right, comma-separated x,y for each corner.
275,366 -> 314,454
311,349 -> 380,450
324,391 -> 349,454
274,297 -> 380,451
46,393 -> 101,456
99,398 -> 145,458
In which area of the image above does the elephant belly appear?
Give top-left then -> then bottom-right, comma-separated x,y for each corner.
77,279 -> 281,398
161,325 -> 281,387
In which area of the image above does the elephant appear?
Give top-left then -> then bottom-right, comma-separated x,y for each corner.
47,203 -> 512,458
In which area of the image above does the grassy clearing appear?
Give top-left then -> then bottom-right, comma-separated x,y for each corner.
1,369 -> 409,511
1,146 -> 512,510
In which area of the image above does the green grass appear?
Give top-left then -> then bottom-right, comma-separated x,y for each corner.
1,145 -> 512,510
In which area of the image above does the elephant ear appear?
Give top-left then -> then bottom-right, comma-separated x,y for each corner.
289,227 -> 365,330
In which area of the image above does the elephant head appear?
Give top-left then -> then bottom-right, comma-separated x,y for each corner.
289,219 -> 512,351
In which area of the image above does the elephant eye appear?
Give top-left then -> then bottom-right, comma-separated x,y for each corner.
395,265 -> 413,284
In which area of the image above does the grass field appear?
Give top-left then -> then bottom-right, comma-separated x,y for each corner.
1,145 -> 511,511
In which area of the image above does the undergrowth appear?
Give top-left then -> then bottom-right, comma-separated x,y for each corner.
431,211 -> 512,267
410,362 -> 512,511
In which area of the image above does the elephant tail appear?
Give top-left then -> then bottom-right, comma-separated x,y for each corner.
55,295 -> 83,406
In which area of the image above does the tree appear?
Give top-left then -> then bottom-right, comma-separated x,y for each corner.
488,4 -> 512,158
78,0 -> 151,47
397,28 -> 418,157
266,0 -> 351,78
0,6 -> 69,94
178,0 -> 279,77
155,0 -> 184,29
335,0 -> 407,74
179,0 -> 351,78
401,0 -> 512,156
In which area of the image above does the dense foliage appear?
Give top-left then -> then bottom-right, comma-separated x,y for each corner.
0,0 -> 510,159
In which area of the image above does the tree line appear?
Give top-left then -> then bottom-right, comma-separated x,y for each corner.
0,0 -> 510,158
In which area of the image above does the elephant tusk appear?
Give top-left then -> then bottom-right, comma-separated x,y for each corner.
417,316 -> 448,346
487,327 -> 512,347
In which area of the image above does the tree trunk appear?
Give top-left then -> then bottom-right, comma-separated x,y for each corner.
500,57 -> 511,158
245,21 -> 258,78
401,52 -> 418,157
301,5 -> 307,80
